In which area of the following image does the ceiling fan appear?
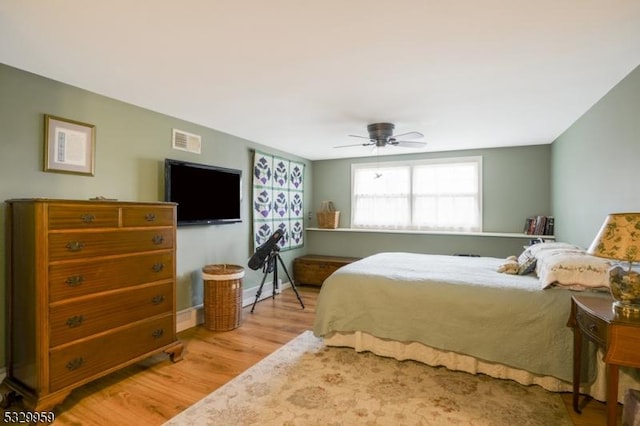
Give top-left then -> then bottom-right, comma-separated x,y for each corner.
335,123 -> 426,149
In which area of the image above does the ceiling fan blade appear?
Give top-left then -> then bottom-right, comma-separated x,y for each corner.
390,141 -> 427,148
391,131 -> 424,140
343,124 -> 424,150
334,142 -> 375,148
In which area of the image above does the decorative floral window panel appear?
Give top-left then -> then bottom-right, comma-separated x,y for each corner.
252,151 -> 304,252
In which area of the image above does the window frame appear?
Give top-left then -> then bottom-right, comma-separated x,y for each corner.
350,156 -> 483,232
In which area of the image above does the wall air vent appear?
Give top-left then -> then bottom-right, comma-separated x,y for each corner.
172,129 -> 202,154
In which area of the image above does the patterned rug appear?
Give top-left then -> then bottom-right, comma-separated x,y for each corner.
164,331 -> 572,425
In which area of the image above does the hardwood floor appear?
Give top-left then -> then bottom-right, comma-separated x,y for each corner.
2,286 -> 615,425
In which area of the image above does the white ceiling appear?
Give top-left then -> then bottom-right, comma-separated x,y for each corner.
1,1 -> 640,160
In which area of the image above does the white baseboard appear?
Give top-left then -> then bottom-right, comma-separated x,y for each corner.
176,280 -> 289,332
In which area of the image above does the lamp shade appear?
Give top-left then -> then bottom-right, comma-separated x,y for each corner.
587,213 -> 640,263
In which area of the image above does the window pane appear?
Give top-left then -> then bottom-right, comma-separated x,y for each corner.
351,157 -> 481,231
354,166 -> 410,195
353,195 -> 411,227
353,166 -> 411,228
413,163 -> 477,194
413,195 -> 478,229
412,161 -> 480,231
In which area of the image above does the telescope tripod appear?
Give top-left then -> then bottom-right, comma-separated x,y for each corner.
250,246 -> 305,314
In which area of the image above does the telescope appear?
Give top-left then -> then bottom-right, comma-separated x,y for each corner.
247,229 -> 304,313
248,229 -> 284,270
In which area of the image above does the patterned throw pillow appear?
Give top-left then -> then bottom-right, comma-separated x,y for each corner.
518,257 -> 537,275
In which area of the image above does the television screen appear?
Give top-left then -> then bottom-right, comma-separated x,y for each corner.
164,159 -> 242,226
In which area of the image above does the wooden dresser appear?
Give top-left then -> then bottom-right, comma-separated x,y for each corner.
293,255 -> 360,286
2,199 -> 184,411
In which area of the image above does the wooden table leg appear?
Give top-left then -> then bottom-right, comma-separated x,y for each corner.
606,363 -> 619,426
573,328 -> 582,413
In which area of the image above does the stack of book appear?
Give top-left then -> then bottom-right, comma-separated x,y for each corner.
523,216 -> 554,235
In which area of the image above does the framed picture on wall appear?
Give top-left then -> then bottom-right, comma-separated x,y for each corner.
44,114 -> 96,176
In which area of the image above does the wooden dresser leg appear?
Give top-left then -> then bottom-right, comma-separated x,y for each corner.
166,341 -> 184,363
572,328 -> 582,413
0,383 -> 17,409
606,363 -> 619,426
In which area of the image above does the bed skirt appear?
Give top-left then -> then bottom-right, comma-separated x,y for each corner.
324,331 -> 640,403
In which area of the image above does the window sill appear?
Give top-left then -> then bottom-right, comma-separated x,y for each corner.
305,227 -> 555,239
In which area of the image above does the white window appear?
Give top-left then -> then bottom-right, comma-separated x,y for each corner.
351,156 -> 482,232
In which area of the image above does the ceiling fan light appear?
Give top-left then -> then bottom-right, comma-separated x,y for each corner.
335,122 -> 426,150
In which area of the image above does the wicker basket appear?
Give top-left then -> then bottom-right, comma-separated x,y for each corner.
317,201 -> 340,229
317,211 -> 340,229
201,264 -> 245,331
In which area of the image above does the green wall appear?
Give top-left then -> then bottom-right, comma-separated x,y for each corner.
308,145 -> 552,258
0,63 -> 312,367
551,64 -> 640,248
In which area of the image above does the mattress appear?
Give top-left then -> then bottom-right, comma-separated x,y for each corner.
313,252 -> 589,382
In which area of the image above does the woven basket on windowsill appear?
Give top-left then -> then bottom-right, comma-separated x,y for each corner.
317,201 -> 340,229
317,211 -> 340,229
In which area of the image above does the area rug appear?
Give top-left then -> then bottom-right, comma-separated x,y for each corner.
164,331 -> 571,425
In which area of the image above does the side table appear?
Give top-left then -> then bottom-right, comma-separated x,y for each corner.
568,295 -> 640,426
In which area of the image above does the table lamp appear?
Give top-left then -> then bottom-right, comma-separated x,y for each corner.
588,213 -> 640,316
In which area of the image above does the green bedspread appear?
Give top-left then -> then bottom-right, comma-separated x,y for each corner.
313,252 -> 603,382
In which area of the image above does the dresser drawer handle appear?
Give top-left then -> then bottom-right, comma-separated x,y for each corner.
588,323 -> 598,333
66,357 -> 84,371
152,235 -> 164,245
81,214 -> 96,224
65,241 -> 85,252
65,275 -> 85,286
145,213 -> 157,222
151,295 -> 165,305
66,315 -> 84,328
152,329 -> 164,339
152,263 -> 165,273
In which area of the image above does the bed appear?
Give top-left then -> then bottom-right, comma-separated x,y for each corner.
313,246 -> 640,402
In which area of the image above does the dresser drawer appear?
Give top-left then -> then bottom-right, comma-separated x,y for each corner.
49,314 -> 174,392
121,206 -> 175,227
48,205 -> 120,229
48,228 -> 174,261
576,309 -> 608,347
49,252 -> 174,302
49,282 -> 174,347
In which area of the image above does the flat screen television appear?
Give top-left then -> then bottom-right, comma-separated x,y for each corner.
164,159 -> 242,226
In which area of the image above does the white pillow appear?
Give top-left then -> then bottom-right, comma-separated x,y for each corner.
517,242 -> 584,264
536,252 -> 611,290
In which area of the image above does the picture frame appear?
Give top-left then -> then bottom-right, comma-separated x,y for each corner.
44,114 -> 96,176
